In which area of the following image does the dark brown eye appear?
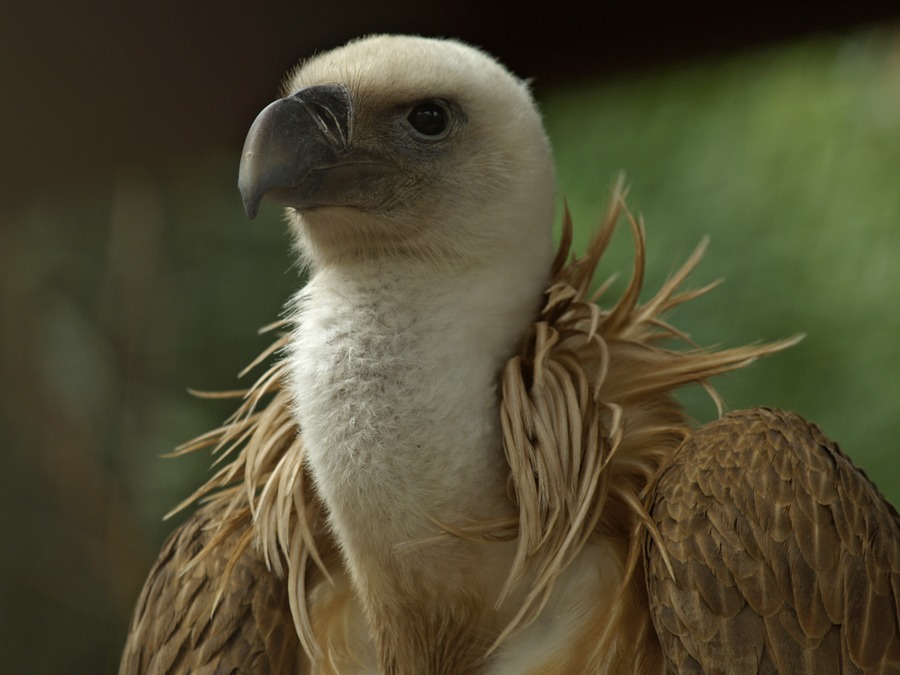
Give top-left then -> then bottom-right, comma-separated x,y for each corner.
407,100 -> 450,138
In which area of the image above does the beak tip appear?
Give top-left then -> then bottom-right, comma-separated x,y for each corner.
238,164 -> 262,220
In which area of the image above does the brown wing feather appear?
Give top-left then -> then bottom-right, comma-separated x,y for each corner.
119,502 -> 304,674
645,407 -> 900,674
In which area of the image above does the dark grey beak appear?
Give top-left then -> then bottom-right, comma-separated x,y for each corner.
238,83 -> 352,219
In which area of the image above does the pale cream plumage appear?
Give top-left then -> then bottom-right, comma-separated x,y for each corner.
120,35 -> 899,674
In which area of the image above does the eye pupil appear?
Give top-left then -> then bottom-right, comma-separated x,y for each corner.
408,101 -> 449,137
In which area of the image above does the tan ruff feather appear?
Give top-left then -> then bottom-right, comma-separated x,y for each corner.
171,182 -> 800,663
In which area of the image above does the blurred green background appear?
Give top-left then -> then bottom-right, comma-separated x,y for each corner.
2,24 -> 898,674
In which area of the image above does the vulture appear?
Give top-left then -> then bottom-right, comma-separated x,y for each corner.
120,35 -> 899,674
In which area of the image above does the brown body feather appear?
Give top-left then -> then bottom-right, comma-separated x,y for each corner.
120,503 -> 304,674
645,407 -> 900,674
120,190 -> 897,673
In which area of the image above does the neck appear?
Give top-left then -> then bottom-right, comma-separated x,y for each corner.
288,253 -> 547,672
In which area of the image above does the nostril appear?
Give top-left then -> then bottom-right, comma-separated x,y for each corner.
290,84 -> 352,150
308,101 -> 347,148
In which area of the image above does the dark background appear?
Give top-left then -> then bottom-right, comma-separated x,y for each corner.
5,1 -> 900,208
3,3 -> 899,672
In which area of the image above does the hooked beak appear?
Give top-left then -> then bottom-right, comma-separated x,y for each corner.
238,83 -> 352,219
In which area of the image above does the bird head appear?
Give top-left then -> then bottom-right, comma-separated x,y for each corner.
238,35 -> 556,270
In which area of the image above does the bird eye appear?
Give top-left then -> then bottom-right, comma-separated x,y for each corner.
407,100 -> 451,138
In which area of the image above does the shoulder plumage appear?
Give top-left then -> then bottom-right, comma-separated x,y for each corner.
645,406 -> 900,672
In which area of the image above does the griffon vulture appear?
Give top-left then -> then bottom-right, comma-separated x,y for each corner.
120,35 -> 899,674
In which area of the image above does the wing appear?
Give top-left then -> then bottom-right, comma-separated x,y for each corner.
120,502 -> 304,674
644,407 -> 900,674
